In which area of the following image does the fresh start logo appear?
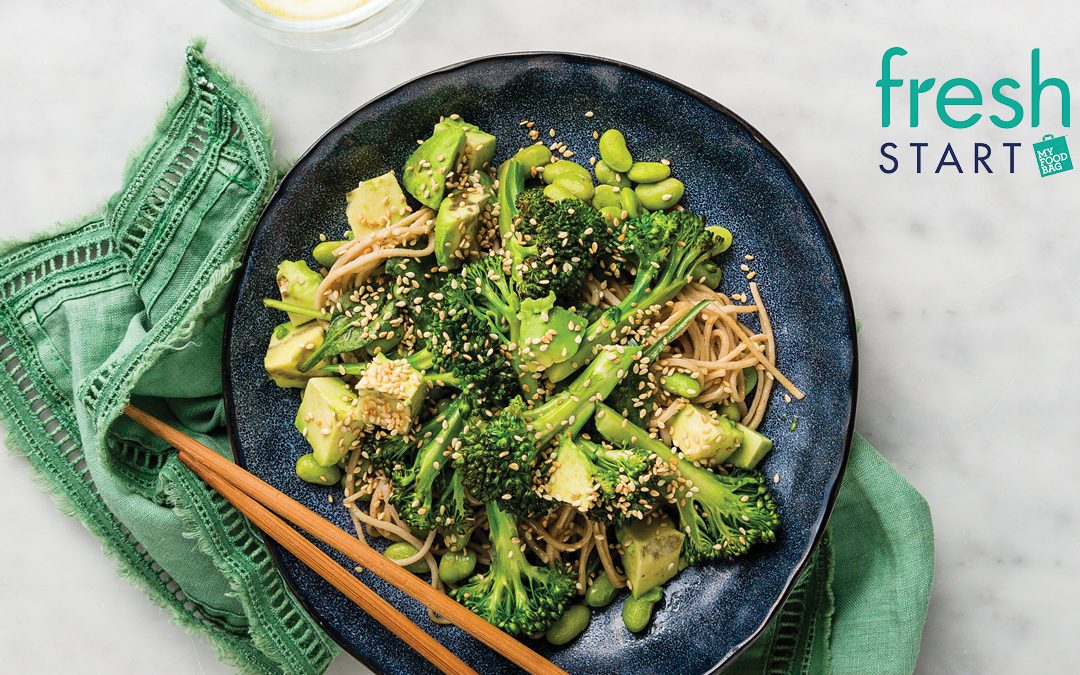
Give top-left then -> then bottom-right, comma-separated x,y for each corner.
876,47 -> 1072,177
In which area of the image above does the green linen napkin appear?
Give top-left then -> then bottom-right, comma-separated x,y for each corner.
729,434 -> 934,674
0,43 -> 933,674
0,43 -> 336,674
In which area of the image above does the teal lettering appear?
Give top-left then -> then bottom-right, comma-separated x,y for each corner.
876,47 -> 908,127
990,78 -> 1024,128
1032,48 -> 1070,127
910,78 -> 937,127
936,78 -> 982,128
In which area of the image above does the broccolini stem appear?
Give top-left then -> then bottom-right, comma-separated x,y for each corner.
594,402 -> 744,507
485,502 -> 527,575
640,300 -> 710,361
313,362 -> 367,377
311,348 -> 452,383
409,399 -> 469,496
262,298 -> 330,321
409,348 -> 435,372
497,159 -> 525,238
544,268 -> 683,383
595,402 -> 673,459
527,301 -> 708,443
423,372 -> 461,386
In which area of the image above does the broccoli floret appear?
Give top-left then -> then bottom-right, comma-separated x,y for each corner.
460,256 -> 544,396
542,434 -> 674,523
458,398 -> 547,515
388,397 -> 472,533
459,301 -> 708,515
605,343 -> 660,428
546,210 -> 732,383
453,502 -> 576,635
423,274 -> 520,407
510,189 -> 610,303
589,442 -> 676,524
594,403 -> 779,562
366,425 -> 421,477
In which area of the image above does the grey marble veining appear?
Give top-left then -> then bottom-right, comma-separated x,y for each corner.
2,1 -> 1078,673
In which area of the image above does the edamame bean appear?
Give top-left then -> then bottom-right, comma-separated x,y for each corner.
546,604 -> 591,645
719,403 -> 741,421
599,205 -> 625,223
619,187 -> 641,218
627,161 -> 671,184
592,184 -> 622,210
543,183 -> 576,202
542,160 -> 592,185
384,542 -> 429,573
585,574 -> 618,608
634,178 -> 685,211
622,587 -> 663,633
598,129 -> 633,172
313,240 -> 347,268
711,226 -> 734,252
692,259 -> 723,288
295,454 -> 342,485
743,367 -> 758,394
513,144 -> 554,177
552,174 -> 595,201
661,372 -> 702,399
594,160 -> 630,188
438,549 -> 477,585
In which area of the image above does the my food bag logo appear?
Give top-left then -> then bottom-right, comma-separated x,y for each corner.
1033,134 -> 1072,176
876,47 -> 1071,177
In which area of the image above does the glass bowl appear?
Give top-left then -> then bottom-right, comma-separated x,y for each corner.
220,0 -> 426,51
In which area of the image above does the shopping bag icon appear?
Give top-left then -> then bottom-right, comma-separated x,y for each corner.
1033,134 -> 1073,177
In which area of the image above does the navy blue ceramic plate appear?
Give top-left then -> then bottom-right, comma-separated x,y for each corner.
224,53 -> 857,674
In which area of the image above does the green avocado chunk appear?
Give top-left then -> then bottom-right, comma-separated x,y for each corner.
617,513 -> 685,597
433,171 -> 493,267
345,171 -> 410,239
545,435 -> 599,512
434,117 -> 497,172
265,322 -> 327,388
294,377 -> 364,467
354,354 -> 428,434
669,403 -> 741,465
403,124 -> 467,209
518,293 -> 586,370
727,423 -> 774,469
276,260 -> 323,325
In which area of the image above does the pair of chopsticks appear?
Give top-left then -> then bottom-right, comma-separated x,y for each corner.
124,405 -> 566,675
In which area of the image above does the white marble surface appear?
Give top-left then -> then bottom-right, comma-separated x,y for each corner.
2,1 -> 1077,672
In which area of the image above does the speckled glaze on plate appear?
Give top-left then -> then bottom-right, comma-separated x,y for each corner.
223,53 -> 857,674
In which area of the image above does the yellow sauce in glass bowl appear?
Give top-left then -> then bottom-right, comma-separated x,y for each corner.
252,0 -> 372,20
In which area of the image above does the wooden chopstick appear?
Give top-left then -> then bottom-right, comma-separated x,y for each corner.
124,405 -> 568,675
181,451 -> 475,675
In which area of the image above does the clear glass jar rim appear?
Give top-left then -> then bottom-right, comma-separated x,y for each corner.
221,0 -> 397,33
